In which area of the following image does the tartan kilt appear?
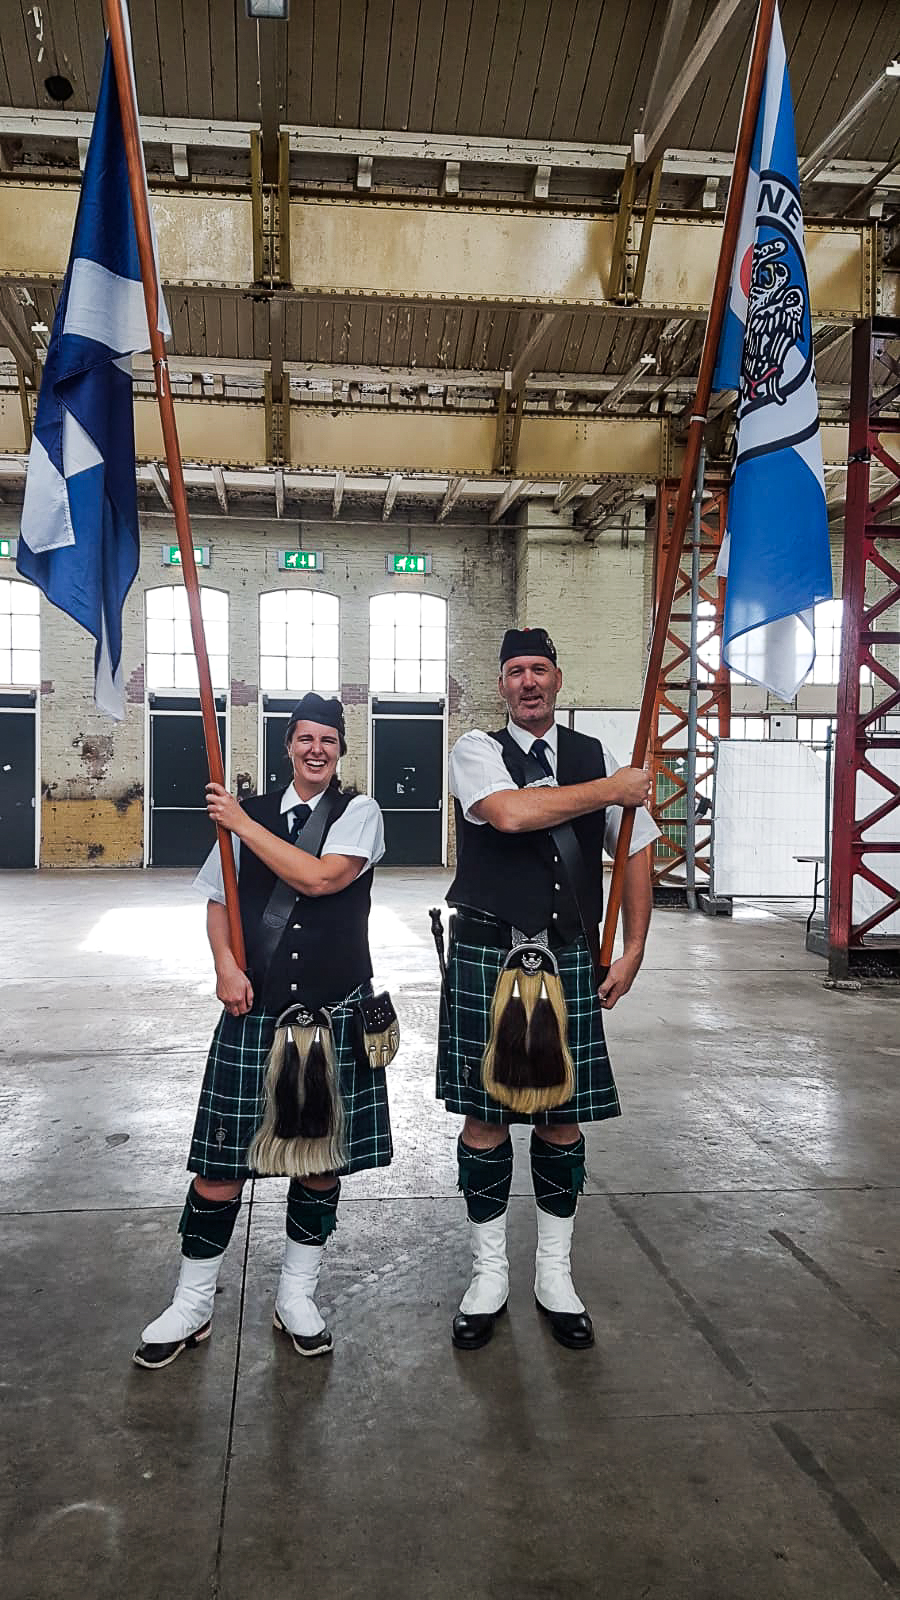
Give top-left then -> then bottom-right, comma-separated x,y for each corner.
436,923 -> 621,1126
187,985 -> 393,1180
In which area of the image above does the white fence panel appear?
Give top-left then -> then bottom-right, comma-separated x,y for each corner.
714,740 -> 825,897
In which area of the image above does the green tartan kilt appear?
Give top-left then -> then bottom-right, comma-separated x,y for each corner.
436,924 -> 621,1126
187,985 -> 393,1180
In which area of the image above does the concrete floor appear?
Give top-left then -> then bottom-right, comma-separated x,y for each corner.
2,869 -> 900,1600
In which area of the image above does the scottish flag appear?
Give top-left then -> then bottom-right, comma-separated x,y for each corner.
17,25 -> 169,719
715,2 -> 832,701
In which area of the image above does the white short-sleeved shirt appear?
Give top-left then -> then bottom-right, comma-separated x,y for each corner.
193,783 -> 385,905
448,720 -> 660,858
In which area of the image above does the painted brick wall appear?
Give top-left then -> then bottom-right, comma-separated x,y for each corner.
0,507 -> 516,866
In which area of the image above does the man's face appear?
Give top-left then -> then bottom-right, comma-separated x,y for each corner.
499,655 -> 563,730
287,720 -> 341,790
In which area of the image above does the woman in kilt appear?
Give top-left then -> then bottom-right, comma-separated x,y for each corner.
134,693 -> 391,1370
438,629 -> 658,1353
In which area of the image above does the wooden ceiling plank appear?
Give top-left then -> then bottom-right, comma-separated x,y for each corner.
453,305 -> 481,369
235,294 -> 255,363
362,303 -> 383,367
170,292 -> 192,357
484,309 -> 515,370
236,4 -> 263,125
526,0 -> 577,138
182,0 -> 215,121
43,0 -> 90,112
336,0 -> 367,129
504,0 -> 553,140
421,304 -> 446,368
187,294 -> 208,358
360,0 -> 394,127
284,0 -> 314,123
831,1 -> 900,164
392,304 -> 415,367
680,0 -> 755,155
432,0 -> 476,131
202,293 -> 222,363
440,304 -> 464,370
479,0 -> 528,136
156,0 -> 189,122
315,300 -> 334,364
549,0 -> 606,141
469,306 -> 496,371
577,0 -> 631,143
310,0 -> 341,127
384,0 -> 421,133
408,0 -> 447,130
252,298 -> 269,363
378,303 -> 398,366
217,294 -> 239,362
10,2 -> 40,105
209,0 -> 239,120
455,0 -> 501,134
407,305 -> 433,369
129,0 -> 165,117
794,0 -> 860,154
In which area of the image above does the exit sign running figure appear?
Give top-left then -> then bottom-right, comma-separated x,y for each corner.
0,537 -> 16,559
387,553 -> 432,574
162,544 -> 209,567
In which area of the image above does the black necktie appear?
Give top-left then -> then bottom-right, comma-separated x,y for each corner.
530,738 -> 553,778
288,803 -> 312,841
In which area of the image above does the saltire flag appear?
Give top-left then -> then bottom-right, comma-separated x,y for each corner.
17,15 -> 169,719
714,1 -> 832,701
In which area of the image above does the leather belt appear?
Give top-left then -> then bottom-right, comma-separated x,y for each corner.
452,913 -> 577,953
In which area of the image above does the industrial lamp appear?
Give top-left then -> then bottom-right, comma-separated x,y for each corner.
245,1 -> 289,17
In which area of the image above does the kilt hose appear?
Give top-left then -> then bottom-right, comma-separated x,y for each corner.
436,916 -> 621,1126
188,984 -> 393,1181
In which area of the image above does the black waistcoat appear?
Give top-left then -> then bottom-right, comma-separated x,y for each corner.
237,787 -> 373,1011
447,725 -> 607,942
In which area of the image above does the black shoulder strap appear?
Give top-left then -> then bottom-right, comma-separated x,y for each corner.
255,787 -> 343,973
500,738 -> 603,985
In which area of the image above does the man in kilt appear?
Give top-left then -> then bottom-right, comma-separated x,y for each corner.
438,628 -> 658,1352
134,693 -> 392,1370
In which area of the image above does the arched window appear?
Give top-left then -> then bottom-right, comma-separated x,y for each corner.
0,578 -> 40,686
145,586 -> 229,690
369,592 -> 447,694
259,589 -> 340,693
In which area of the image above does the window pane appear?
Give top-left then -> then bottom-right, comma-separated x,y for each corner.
146,618 -> 174,654
0,648 -> 10,683
420,594 -> 445,627
11,649 -> 40,683
369,658 -> 394,692
312,622 -> 339,657
420,659 -> 446,692
172,587 -> 190,619
286,588 -> 313,624
174,652 -> 200,690
287,620 -> 314,656
260,619 -> 285,655
370,593 -> 394,626
260,654 -> 286,693
370,624 -> 394,660
209,654 -> 228,689
201,589 -> 228,622
395,623 -> 421,660
11,581 -> 39,615
0,579 -> 10,609
0,615 -> 10,650
420,625 -> 445,661
394,659 -> 420,692
286,657 -> 313,691
260,590 -> 285,626
394,592 -> 421,623
146,653 -> 174,689
312,656 -> 339,691
145,588 -> 172,619
173,618 -> 193,653
204,620 -> 228,656
313,593 -> 339,624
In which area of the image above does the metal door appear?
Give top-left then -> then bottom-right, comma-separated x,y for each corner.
261,697 -> 295,792
0,693 -> 37,868
149,695 -> 227,866
372,699 -> 444,865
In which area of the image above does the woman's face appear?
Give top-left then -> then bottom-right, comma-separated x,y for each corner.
287,719 -> 341,791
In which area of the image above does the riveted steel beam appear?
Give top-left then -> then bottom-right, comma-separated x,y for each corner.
0,186 -> 884,320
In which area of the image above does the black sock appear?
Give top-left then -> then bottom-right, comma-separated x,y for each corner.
530,1130 -> 585,1218
286,1177 -> 341,1244
178,1181 -> 242,1259
457,1135 -> 514,1223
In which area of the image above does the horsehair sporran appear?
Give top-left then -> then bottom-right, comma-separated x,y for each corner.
248,1008 -> 346,1179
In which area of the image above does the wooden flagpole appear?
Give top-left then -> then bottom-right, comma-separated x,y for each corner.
103,0 -> 245,968
598,0 -> 778,979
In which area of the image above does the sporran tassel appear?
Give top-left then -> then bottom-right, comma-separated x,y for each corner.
249,1011 -> 346,1179
481,946 -> 575,1114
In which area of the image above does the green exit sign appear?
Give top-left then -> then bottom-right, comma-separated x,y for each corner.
0,537 -> 16,559
162,544 -> 209,567
387,552 -> 432,575
278,549 -> 324,572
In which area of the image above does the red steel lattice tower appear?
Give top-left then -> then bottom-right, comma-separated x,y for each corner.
649,479 -> 731,895
829,317 -> 900,978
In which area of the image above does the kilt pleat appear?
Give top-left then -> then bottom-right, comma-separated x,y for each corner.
436,929 -> 621,1125
187,987 -> 393,1180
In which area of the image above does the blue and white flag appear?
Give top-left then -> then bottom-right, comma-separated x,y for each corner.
715,1 -> 832,701
17,19 -> 169,719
